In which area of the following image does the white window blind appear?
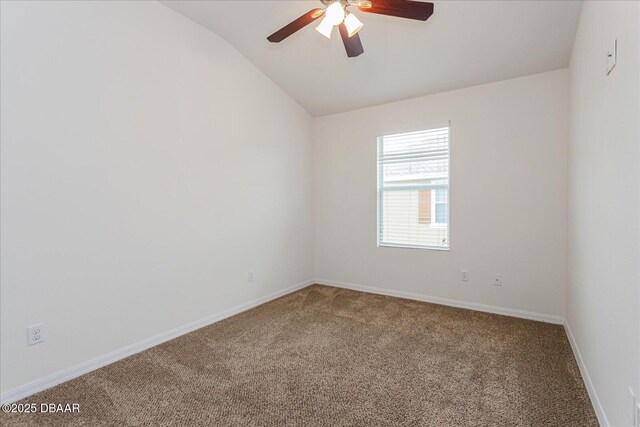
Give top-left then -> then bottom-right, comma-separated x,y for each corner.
377,126 -> 450,249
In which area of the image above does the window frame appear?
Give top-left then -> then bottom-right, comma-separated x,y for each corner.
376,124 -> 451,251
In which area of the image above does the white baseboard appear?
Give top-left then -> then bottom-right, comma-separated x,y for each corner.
0,279 -> 315,405
314,278 -> 565,325
564,322 -> 609,427
3,277 -> 592,422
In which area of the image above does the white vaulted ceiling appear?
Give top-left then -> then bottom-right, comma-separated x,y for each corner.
162,0 -> 582,116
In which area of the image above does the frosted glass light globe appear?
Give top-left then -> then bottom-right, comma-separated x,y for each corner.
344,12 -> 364,37
316,17 -> 334,39
325,2 -> 345,26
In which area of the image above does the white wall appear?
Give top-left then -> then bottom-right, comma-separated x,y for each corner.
4,2 -> 636,421
0,1 -> 314,395
314,69 -> 569,319
567,2 -> 640,426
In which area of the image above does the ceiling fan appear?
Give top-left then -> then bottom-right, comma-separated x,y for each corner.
267,0 -> 434,58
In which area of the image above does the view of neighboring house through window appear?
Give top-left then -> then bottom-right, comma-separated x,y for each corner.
377,126 -> 450,249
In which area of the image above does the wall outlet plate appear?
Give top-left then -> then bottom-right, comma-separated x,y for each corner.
247,270 -> 254,282
27,323 -> 45,346
493,274 -> 502,286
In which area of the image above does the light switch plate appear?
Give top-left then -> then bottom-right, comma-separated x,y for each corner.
606,38 -> 617,76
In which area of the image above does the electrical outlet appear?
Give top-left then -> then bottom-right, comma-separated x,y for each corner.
460,270 -> 469,281
27,323 -> 45,346
493,274 -> 502,286
247,270 -> 254,283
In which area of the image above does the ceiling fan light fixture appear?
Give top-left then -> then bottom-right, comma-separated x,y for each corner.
266,0 -> 435,58
344,12 -> 364,37
325,1 -> 346,25
316,16 -> 334,39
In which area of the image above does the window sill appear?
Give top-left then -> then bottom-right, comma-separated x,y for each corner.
378,243 -> 450,251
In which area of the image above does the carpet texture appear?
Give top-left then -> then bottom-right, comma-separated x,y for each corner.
2,285 -> 598,426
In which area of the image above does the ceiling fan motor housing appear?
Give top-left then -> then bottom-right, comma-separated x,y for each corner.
321,0 -> 373,9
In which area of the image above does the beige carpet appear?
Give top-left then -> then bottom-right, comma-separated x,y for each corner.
2,285 -> 597,426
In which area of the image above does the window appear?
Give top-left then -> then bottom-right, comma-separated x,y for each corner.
377,126 -> 450,249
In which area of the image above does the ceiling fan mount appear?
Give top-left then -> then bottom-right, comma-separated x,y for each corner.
267,0 -> 434,58
319,0 -> 373,8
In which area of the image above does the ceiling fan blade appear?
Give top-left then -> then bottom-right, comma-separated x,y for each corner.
338,24 -> 364,58
359,0 -> 434,21
267,8 -> 325,43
